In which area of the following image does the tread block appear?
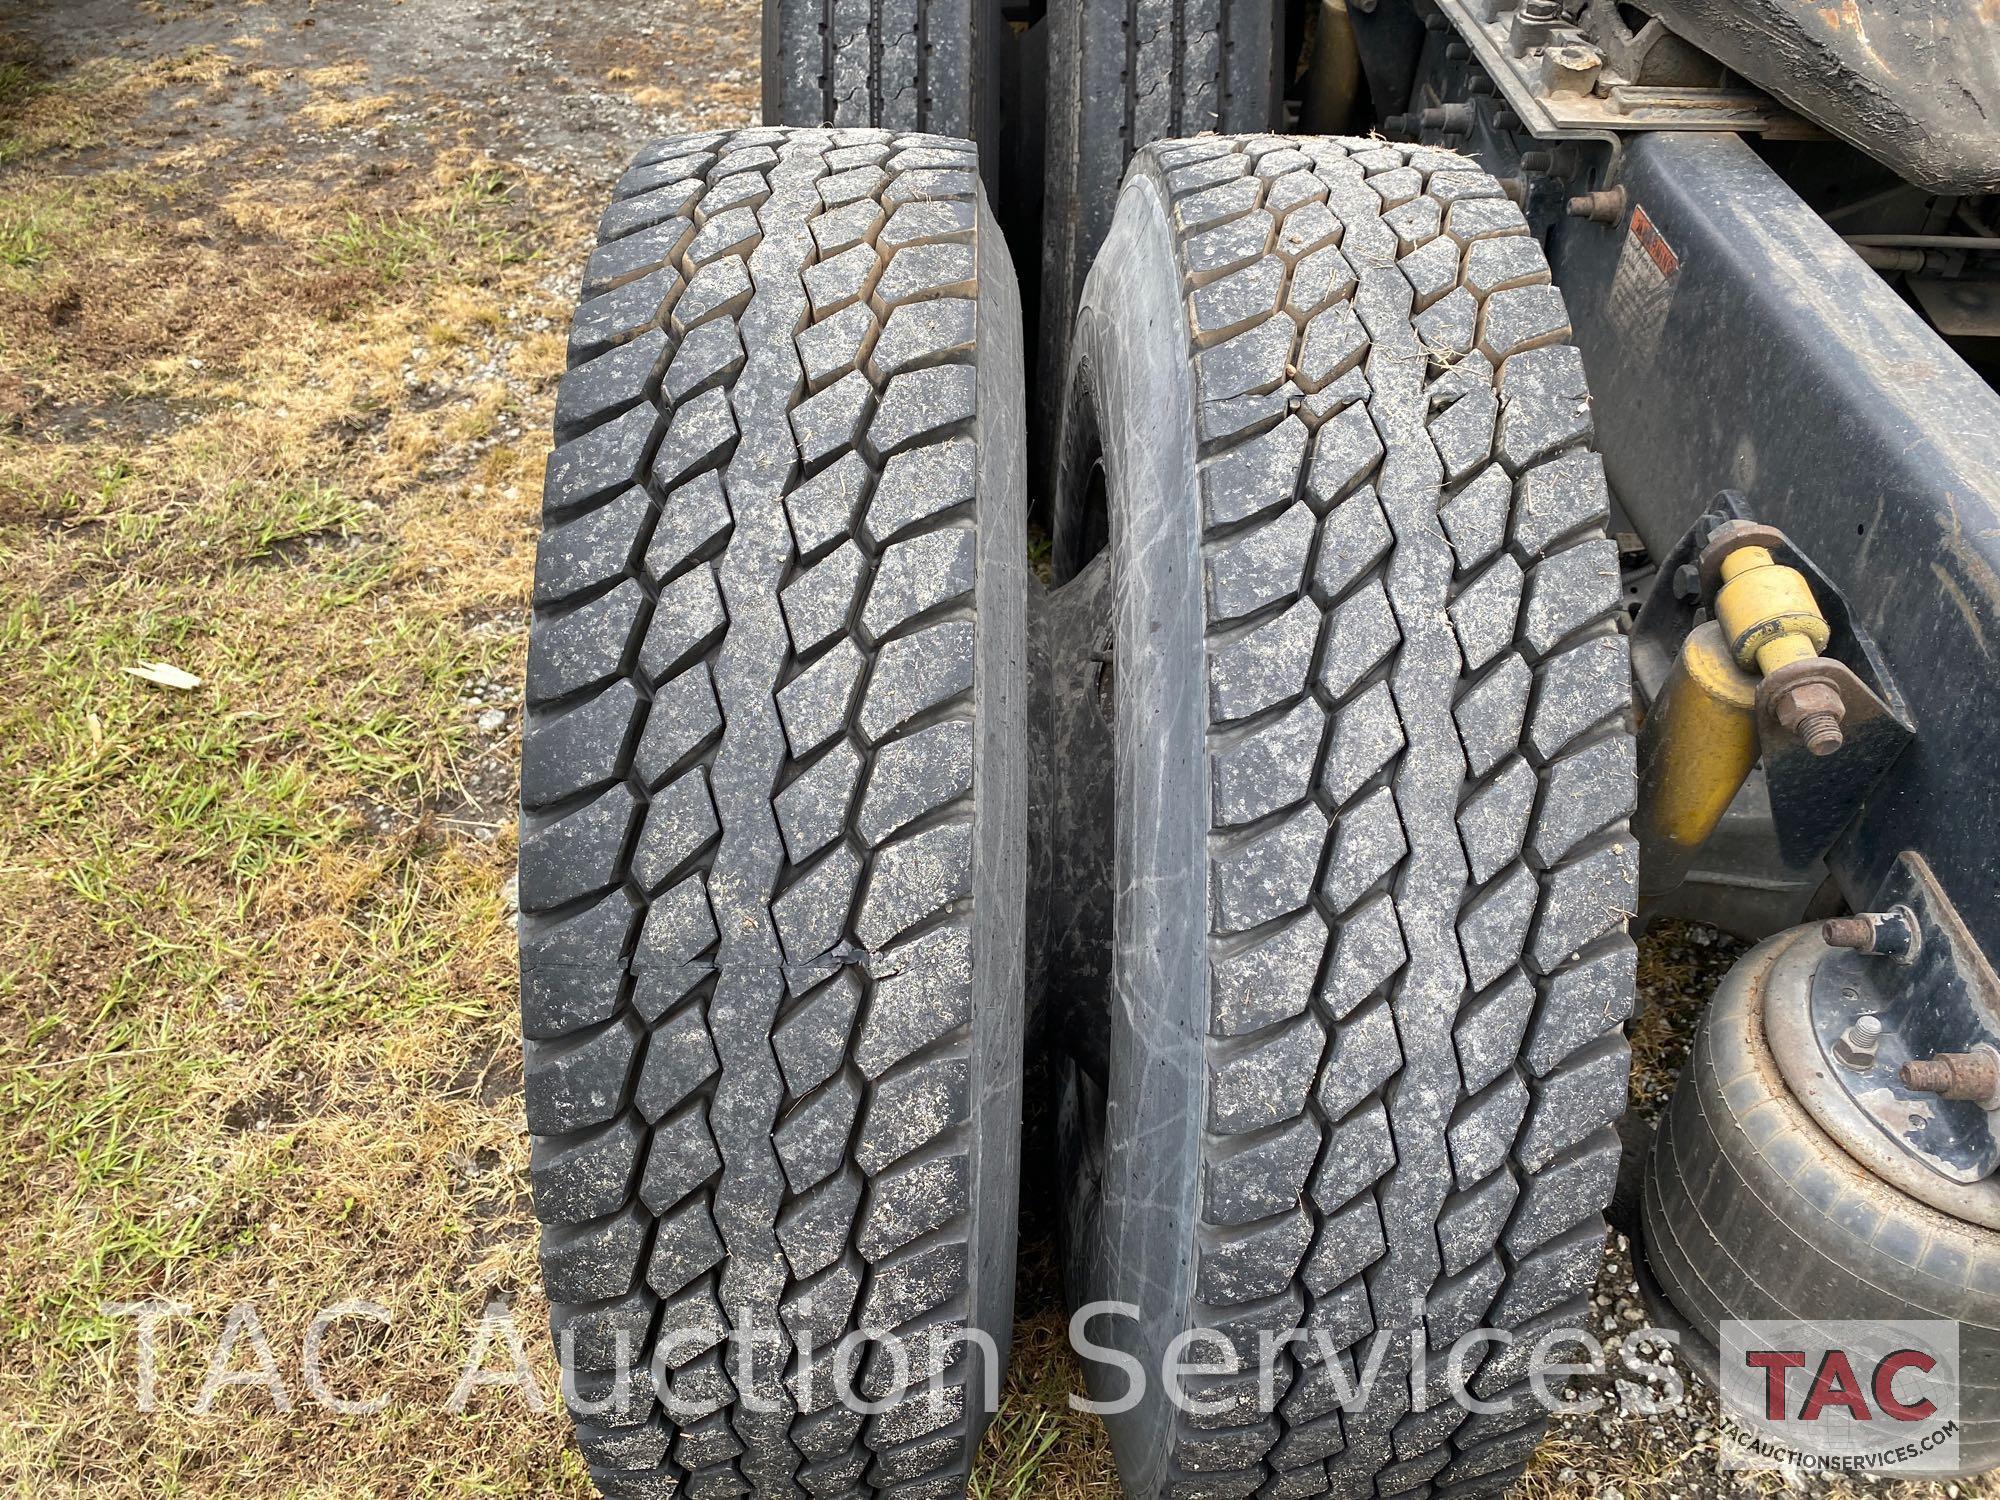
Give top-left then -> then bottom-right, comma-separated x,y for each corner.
1529,733 -> 1636,870
867,437 -> 976,546
634,1001 -> 720,1121
520,786 -> 642,912
1211,804 -> 1330,934
855,819 -> 971,950
775,740 -> 864,863
1198,1204 -> 1314,1305
639,1099 -> 723,1211
1208,1012 -> 1326,1135
1452,970 -> 1537,1096
1522,538 -> 1620,658
1210,908 -> 1326,1037
521,682 -> 642,809
534,1113 -> 646,1226
1457,755 -> 1537,886
862,525 -> 975,639
855,924 -> 973,1077
1314,996 -> 1401,1122
1212,698 -> 1324,828
1318,679 -> 1405,808
775,1073 -> 865,1192
858,719 -> 975,846
1206,502 -> 1314,622
1205,1114 -> 1323,1227
545,1203 -> 650,1302
1318,785 -> 1406,916
1209,598 -> 1321,724
855,1055 -> 969,1174
1525,942 -> 1635,1077
525,1013 -> 644,1135
772,968 -> 865,1099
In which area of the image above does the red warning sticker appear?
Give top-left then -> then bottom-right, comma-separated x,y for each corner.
1627,204 -> 1681,280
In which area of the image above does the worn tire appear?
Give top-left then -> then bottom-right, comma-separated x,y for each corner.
1644,929 -> 2000,1475
520,125 -> 1027,1500
1036,0 -> 1284,496
1048,136 -> 1638,1500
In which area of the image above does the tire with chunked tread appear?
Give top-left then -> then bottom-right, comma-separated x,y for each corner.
1048,135 -> 1637,1500
521,124 -> 1027,1500
1036,0 -> 1283,493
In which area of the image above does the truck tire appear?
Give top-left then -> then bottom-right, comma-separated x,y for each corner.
1049,136 -> 1638,1499
762,0 -> 1002,189
1037,0 -> 1284,494
521,125 -> 1027,1500
1644,929 -> 2000,1475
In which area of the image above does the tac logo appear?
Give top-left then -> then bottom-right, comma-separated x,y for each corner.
1719,1319 -> 1961,1473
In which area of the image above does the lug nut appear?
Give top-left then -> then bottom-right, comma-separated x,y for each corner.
1833,1014 -> 1882,1071
1900,1045 -> 2000,1108
1770,678 -> 1846,756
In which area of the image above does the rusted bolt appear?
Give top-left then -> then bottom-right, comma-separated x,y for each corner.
1542,42 -> 1603,96
1568,187 -> 1626,225
1900,1045 -> 2000,1108
1833,1014 -> 1883,1071
1821,907 -> 1918,961
1422,104 -> 1478,134
1770,678 -> 1845,756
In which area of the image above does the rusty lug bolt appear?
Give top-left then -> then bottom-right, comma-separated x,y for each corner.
1771,679 -> 1846,756
1900,1045 -> 2000,1108
1833,1014 -> 1883,1071
1822,906 -> 1918,960
1568,187 -> 1626,225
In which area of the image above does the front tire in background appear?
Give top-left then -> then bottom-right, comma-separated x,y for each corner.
1051,136 -> 1638,1499
520,125 -> 1026,1500
1037,0 -> 1284,499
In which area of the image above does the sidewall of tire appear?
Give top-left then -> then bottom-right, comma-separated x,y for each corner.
1053,164 -> 1210,1500
968,183 -> 1030,1429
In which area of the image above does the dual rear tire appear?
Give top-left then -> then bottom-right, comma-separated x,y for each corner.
1049,136 -> 1635,1499
521,123 -> 1637,1500
522,127 -> 1026,1498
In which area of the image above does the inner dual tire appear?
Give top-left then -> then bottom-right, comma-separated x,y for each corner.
520,127 -> 1026,1499
1050,138 -> 1639,1499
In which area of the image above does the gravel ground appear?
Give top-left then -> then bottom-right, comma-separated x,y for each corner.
0,3 -> 1977,1497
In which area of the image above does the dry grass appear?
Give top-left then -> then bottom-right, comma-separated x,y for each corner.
0,30 -> 587,1496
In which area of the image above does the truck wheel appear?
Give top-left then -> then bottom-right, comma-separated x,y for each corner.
1643,929 -> 2000,1474
1050,136 -> 1637,1499
1037,0 -> 1284,495
521,125 -> 1027,1500
762,0 -> 1002,185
